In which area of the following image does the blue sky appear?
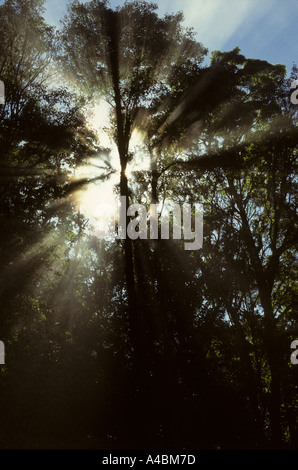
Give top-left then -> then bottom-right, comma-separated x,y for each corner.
42,0 -> 296,75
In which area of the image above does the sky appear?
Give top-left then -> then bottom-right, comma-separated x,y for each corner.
43,0 -> 296,75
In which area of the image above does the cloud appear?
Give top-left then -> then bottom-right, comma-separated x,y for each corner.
167,0 -> 279,51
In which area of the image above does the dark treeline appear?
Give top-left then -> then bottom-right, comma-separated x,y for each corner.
0,0 -> 297,450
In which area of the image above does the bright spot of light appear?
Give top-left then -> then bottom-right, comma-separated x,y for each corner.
72,100 -> 152,238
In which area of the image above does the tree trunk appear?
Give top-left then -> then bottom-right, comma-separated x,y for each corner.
258,285 -> 283,446
228,176 -> 283,447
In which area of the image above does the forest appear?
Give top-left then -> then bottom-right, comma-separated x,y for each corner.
0,0 -> 297,450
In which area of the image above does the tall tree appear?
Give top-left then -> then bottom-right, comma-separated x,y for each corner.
59,0 -> 208,405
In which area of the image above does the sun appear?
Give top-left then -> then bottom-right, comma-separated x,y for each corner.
72,100 -> 150,237
72,157 -> 119,238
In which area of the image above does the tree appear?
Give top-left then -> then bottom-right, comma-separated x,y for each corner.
59,0 -> 207,407
162,63 -> 298,446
